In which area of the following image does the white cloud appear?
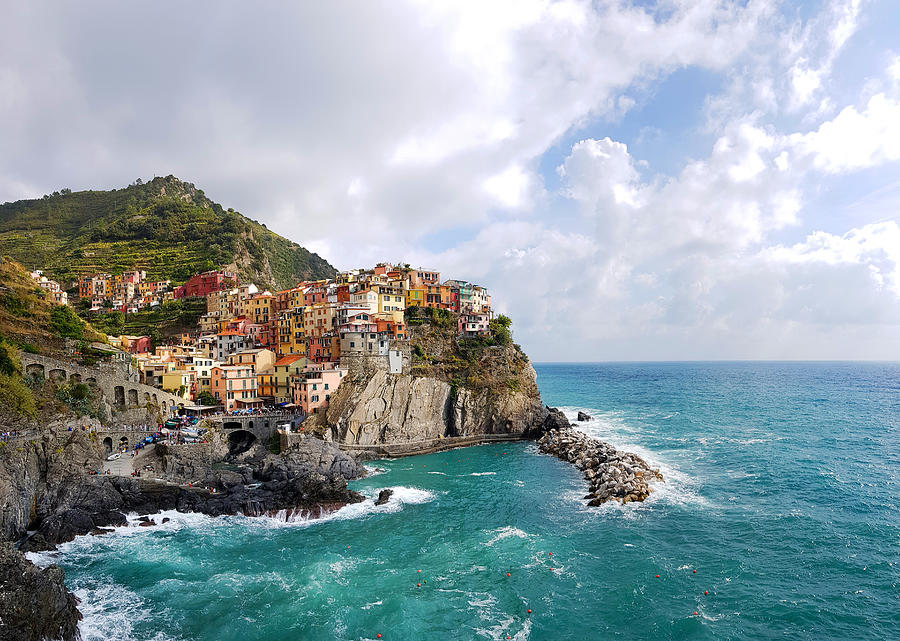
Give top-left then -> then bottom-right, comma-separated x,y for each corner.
793,93 -> 900,172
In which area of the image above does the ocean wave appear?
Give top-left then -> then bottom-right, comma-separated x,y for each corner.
470,472 -> 497,476
74,580 -> 180,641
485,526 -> 532,546
553,407 -> 710,513
363,465 -> 388,477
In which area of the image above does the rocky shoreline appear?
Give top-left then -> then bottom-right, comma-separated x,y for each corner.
537,424 -> 663,505
0,425 -> 368,640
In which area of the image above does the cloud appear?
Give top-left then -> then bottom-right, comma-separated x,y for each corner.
2,0 -> 900,359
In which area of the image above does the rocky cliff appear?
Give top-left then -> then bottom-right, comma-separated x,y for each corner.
307,310 -> 555,448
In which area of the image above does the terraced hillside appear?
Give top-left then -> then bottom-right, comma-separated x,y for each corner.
0,176 -> 335,289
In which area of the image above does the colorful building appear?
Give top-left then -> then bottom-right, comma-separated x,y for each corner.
291,364 -> 347,414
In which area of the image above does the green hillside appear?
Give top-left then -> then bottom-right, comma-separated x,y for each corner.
0,175 -> 336,289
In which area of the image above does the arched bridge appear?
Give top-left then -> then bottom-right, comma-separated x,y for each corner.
18,352 -> 183,416
207,412 -> 305,454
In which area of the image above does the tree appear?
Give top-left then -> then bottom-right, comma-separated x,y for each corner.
197,391 -> 219,406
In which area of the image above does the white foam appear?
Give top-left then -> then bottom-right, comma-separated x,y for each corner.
428,471 -> 447,475
485,526 -> 532,546
75,581 -> 179,641
470,472 -> 496,476
556,406 -> 710,512
363,465 -> 388,477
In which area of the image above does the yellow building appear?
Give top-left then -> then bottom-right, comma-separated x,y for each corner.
273,354 -> 308,403
303,303 -> 336,339
406,288 -> 425,308
161,370 -> 195,397
278,309 -> 306,356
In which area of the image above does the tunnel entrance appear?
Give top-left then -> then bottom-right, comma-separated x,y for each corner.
103,437 -> 113,454
227,430 -> 257,456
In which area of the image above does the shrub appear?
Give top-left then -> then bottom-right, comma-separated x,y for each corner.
0,373 -> 36,418
49,305 -> 84,339
0,340 -> 21,376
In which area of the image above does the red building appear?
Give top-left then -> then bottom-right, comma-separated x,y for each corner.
174,270 -> 236,299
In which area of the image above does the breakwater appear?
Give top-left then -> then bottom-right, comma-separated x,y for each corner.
537,426 -> 663,504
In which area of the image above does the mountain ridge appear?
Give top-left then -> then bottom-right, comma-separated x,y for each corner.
0,176 -> 336,289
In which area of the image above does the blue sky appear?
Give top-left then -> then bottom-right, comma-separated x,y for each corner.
2,0 -> 900,360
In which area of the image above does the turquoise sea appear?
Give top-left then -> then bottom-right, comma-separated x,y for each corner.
32,362 -> 900,640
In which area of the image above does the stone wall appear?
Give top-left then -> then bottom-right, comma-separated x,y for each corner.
18,352 -> 182,418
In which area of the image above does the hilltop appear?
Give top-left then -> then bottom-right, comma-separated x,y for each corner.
0,176 -> 336,290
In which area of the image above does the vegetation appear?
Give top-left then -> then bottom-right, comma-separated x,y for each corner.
0,175 -> 336,289
197,391 -> 219,406
55,381 -> 102,419
49,306 -> 84,339
406,307 -> 530,395
0,258 -> 104,354
0,335 -> 36,419
86,298 -> 206,343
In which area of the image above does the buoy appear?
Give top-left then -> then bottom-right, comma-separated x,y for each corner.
417,583 -> 420,587
507,572 -> 511,577
550,567 -> 554,571
655,574 -> 660,578
423,580 -> 426,584
417,569 -> 421,573
693,612 -> 698,616
377,634 -> 382,638
704,591 -> 708,595
693,569 -> 697,574
527,609 -> 532,614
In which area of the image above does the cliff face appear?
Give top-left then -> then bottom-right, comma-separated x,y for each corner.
314,334 -> 546,447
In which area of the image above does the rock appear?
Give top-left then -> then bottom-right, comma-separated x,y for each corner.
0,543 -> 81,641
162,517 -> 170,523
577,411 -> 591,422
138,520 -> 155,527
374,489 -> 393,506
536,427 -> 662,507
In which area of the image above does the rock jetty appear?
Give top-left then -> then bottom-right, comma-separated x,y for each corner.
537,427 -> 663,505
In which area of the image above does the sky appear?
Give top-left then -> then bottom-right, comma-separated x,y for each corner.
2,0 -> 900,361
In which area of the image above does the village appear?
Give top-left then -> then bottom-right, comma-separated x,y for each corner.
29,263 -> 493,418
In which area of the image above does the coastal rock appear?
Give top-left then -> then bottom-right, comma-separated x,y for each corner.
374,489 -> 393,505
0,543 -> 81,641
537,428 -> 663,505
577,411 -> 591,422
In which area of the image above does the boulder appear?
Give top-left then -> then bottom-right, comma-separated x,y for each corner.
577,411 -> 591,422
374,489 -> 393,506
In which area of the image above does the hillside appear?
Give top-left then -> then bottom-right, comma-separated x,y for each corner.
0,176 -> 336,289
0,258 -> 104,354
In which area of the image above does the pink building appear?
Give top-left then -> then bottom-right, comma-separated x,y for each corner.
458,312 -> 490,337
210,365 -> 259,412
291,363 -> 347,414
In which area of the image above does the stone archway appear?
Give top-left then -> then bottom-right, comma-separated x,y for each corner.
86,377 -> 97,385
25,363 -> 45,378
49,368 -> 66,383
223,421 -> 241,430
114,386 -> 125,406
69,373 -> 81,383
144,392 -> 151,403
227,430 -> 257,455
102,437 -> 113,454
127,389 -> 138,406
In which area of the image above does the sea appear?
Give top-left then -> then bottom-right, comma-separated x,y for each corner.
28,362 -> 900,640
